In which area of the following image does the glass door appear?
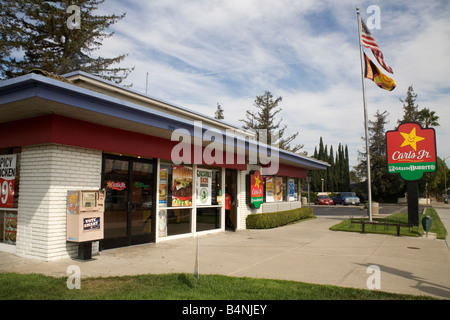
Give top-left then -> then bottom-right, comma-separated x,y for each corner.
130,161 -> 154,245
102,155 -> 155,249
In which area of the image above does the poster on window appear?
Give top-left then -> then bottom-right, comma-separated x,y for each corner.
159,168 -> 168,207
0,154 -> 17,208
276,177 -> 283,201
288,179 -> 295,201
172,166 -> 193,207
197,169 -> 212,206
158,210 -> 167,237
265,176 -> 275,203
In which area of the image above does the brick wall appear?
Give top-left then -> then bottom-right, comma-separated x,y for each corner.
16,144 -> 102,261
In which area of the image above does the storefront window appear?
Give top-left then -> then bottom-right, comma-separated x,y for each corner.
265,176 -> 275,203
288,178 -> 299,201
1,148 -> 21,245
196,166 -> 222,232
158,162 -> 193,237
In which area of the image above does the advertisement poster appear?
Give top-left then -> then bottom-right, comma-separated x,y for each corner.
3,211 -> 17,244
265,176 -> 275,203
386,122 -> 437,181
172,166 -> 193,207
276,177 -> 283,201
197,169 -> 212,206
288,179 -> 295,201
248,170 -> 264,209
158,210 -> 167,237
159,168 -> 168,207
0,154 -> 17,208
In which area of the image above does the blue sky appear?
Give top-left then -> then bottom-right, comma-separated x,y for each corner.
96,0 -> 450,169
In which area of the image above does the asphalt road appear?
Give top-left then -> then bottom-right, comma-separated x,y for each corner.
310,203 -> 427,218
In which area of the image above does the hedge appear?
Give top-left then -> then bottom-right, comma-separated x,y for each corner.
246,207 -> 314,229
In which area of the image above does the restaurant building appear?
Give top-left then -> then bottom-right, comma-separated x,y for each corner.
0,71 -> 328,261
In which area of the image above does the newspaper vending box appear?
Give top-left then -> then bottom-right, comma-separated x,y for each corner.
67,189 -> 105,260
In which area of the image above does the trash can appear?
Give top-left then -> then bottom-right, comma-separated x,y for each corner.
301,197 -> 307,205
371,202 -> 379,215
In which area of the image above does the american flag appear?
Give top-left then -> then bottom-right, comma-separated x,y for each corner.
360,19 -> 394,74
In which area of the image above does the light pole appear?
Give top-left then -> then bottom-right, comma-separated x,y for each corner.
321,178 -> 324,193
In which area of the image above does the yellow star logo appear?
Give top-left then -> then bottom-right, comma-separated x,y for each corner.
69,192 -> 78,205
254,173 -> 261,188
400,127 -> 425,151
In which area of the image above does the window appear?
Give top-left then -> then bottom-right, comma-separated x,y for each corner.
196,166 -> 222,232
0,148 -> 21,246
158,162 -> 193,237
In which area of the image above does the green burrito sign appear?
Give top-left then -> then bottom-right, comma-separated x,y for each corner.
386,122 -> 437,181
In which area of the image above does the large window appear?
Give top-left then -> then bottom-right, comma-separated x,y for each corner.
196,166 -> 222,232
0,148 -> 21,246
264,175 -> 300,203
158,162 -> 223,238
158,162 -> 193,237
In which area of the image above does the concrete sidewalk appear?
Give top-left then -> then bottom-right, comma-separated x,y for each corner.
1,207 -> 449,299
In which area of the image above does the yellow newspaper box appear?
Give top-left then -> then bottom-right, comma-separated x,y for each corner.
66,189 -> 105,243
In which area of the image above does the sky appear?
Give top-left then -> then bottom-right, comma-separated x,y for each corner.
95,0 -> 450,169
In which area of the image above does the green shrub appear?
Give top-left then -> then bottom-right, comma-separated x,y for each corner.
246,207 -> 314,229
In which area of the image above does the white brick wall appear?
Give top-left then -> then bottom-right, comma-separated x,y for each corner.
16,144 -> 102,261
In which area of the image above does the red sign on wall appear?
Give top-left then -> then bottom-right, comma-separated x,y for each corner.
386,122 -> 437,181
0,154 -> 17,208
247,170 -> 264,209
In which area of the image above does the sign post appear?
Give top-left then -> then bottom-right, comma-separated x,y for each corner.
386,122 -> 437,225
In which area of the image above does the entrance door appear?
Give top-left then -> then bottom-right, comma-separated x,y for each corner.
101,155 -> 156,249
225,169 -> 238,231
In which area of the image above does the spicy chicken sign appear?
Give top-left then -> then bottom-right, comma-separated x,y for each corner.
386,122 -> 437,181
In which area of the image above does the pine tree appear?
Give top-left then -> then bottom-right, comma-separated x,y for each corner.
240,91 -> 304,153
358,110 -> 404,202
398,85 -> 420,125
1,0 -> 133,83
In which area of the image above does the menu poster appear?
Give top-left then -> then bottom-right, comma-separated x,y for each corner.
276,177 -> 283,201
0,154 -> 17,208
265,176 -> 275,203
3,211 -> 17,244
159,168 -> 168,207
197,169 -> 212,206
288,179 -> 295,201
171,166 -> 193,207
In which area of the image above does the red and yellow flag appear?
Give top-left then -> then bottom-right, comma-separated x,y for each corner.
364,53 -> 396,91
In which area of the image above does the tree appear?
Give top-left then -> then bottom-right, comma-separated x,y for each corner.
214,103 -> 224,120
398,85 -> 420,125
357,110 -> 404,202
418,108 -> 439,128
309,137 -> 350,192
240,91 -> 303,153
398,85 -> 439,128
1,0 -> 133,83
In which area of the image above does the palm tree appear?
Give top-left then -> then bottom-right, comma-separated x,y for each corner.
419,108 -> 439,128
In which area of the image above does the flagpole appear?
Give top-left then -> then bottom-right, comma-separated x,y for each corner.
357,7 -> 373,222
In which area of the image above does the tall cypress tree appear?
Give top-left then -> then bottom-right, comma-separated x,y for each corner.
1,0 -> 133,83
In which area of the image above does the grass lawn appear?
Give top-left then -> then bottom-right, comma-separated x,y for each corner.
330,207 -> 447,239
0,272 -> 436,300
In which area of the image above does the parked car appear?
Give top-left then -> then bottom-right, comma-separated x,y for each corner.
314,195 -> 334,205
332,192 -> 360,206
